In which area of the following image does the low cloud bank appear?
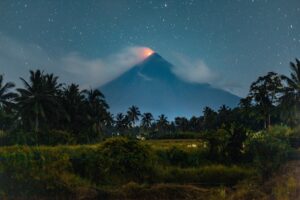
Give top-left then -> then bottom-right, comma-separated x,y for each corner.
0,34 -> 241,96
0,34 -> 149,88
172,54 -> 216,84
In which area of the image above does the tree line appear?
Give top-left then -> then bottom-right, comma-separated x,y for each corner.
0,58 -> 299,144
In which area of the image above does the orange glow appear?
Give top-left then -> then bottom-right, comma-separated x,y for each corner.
143,48 -> 154,58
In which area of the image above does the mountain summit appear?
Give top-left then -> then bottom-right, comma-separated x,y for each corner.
100,53 -> 239,119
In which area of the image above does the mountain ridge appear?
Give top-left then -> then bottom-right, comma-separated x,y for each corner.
100,53 -> 240,119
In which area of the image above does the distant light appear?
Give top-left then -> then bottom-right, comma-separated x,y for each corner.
143,48 -> 154,58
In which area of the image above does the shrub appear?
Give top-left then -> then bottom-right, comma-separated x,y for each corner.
268,125 -> 292,138
156,147 -> 209,167
201,129 -> 230,161
0,130 -> 9,146
67,146 -> 99,183
288,126 -> 300,148
148,131 -> 201,139
224,125 -> 248,163
0,130 -> 37,146
0,146 -> 85,198
245,134 -> 292,179
96,137 -> 155,184
39,130 -> 76,145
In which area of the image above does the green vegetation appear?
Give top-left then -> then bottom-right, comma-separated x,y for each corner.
0,133 -> 298,199
0,59 -> 299,199
0,138 -> 255,199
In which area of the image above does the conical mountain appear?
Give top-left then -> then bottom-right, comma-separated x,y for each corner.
100,53 -> 239,119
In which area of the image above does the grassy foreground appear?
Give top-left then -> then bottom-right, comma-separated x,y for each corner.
0,137 -> 298,199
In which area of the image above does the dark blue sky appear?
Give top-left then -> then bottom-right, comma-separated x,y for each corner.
0,0 -> 300,96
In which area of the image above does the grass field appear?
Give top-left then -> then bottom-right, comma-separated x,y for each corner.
143,139 -> 206,150
0,136 -> 298,199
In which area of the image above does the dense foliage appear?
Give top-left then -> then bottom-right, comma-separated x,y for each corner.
0,58 -> 300,199
0,138 -> 255,198
0,58 -> 299,145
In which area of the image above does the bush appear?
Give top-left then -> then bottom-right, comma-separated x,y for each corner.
156,147 -> 209,167
201,129 -> 230,161
67,145 -> 99,183
148,131 -> 201,139
0,146 -> 86,198
0,130 -> 76,146
96,137 -> 155,184
0,130 -> 10,146
0,130 -> 37,146
288,126 -> 300,148
39,130 -> 76,145
245,133 -> 292,179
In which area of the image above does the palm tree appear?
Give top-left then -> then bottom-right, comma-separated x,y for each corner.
217,105 -> 232,129
115,113 -> 129,133
0,74 -> 17,109
175,117 -> 189,132
280,58 -> 300,126
141,112 -> 153,131
127,105 -> 141,127
103,112 -> 114,128
281,59 -> 300,98
189,116 -> 200,132
84,89 -> 108,110
116,113 -> 125,127
83,89 -> 109,137
61,83 -> 86,133
156,114 -> 169,132
203,107 -> 217,130
0,75 -> 17,131
16,70 -> 62,132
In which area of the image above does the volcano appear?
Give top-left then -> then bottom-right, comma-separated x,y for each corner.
100,53 -> 240,119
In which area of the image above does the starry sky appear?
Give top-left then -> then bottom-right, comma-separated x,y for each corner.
0,0 -> 300,96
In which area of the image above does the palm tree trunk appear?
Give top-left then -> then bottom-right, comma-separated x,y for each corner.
35,114 -> 39,132
268,113 -> 271,129
34,114 -> 39,145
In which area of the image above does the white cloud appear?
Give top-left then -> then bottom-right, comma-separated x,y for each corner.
62,46 -> 150,87
170,54 -> 243,96
171,54 -> 216,84
0,33 -> 150,88
0,34 -> 242,96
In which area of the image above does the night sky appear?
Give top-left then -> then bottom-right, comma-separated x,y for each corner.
0,0 -> 300,96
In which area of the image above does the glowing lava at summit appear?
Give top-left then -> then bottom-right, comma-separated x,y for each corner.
141,47 -> 154,59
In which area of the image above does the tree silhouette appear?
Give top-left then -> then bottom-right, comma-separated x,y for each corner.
127,105 -> 141,127
16,70 -> 62,132
141,112 -> 154,131
115,113 -> 130,133
175,117 -> 189,132
202,107 -> 217,130
156,114 -> 169,132
83,89 -> 109,136
61,83 -> 87,135
248,72 -> 282,129
0,74 -> 17,109
0,75 -> 17,131
280,58 -> 300,126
